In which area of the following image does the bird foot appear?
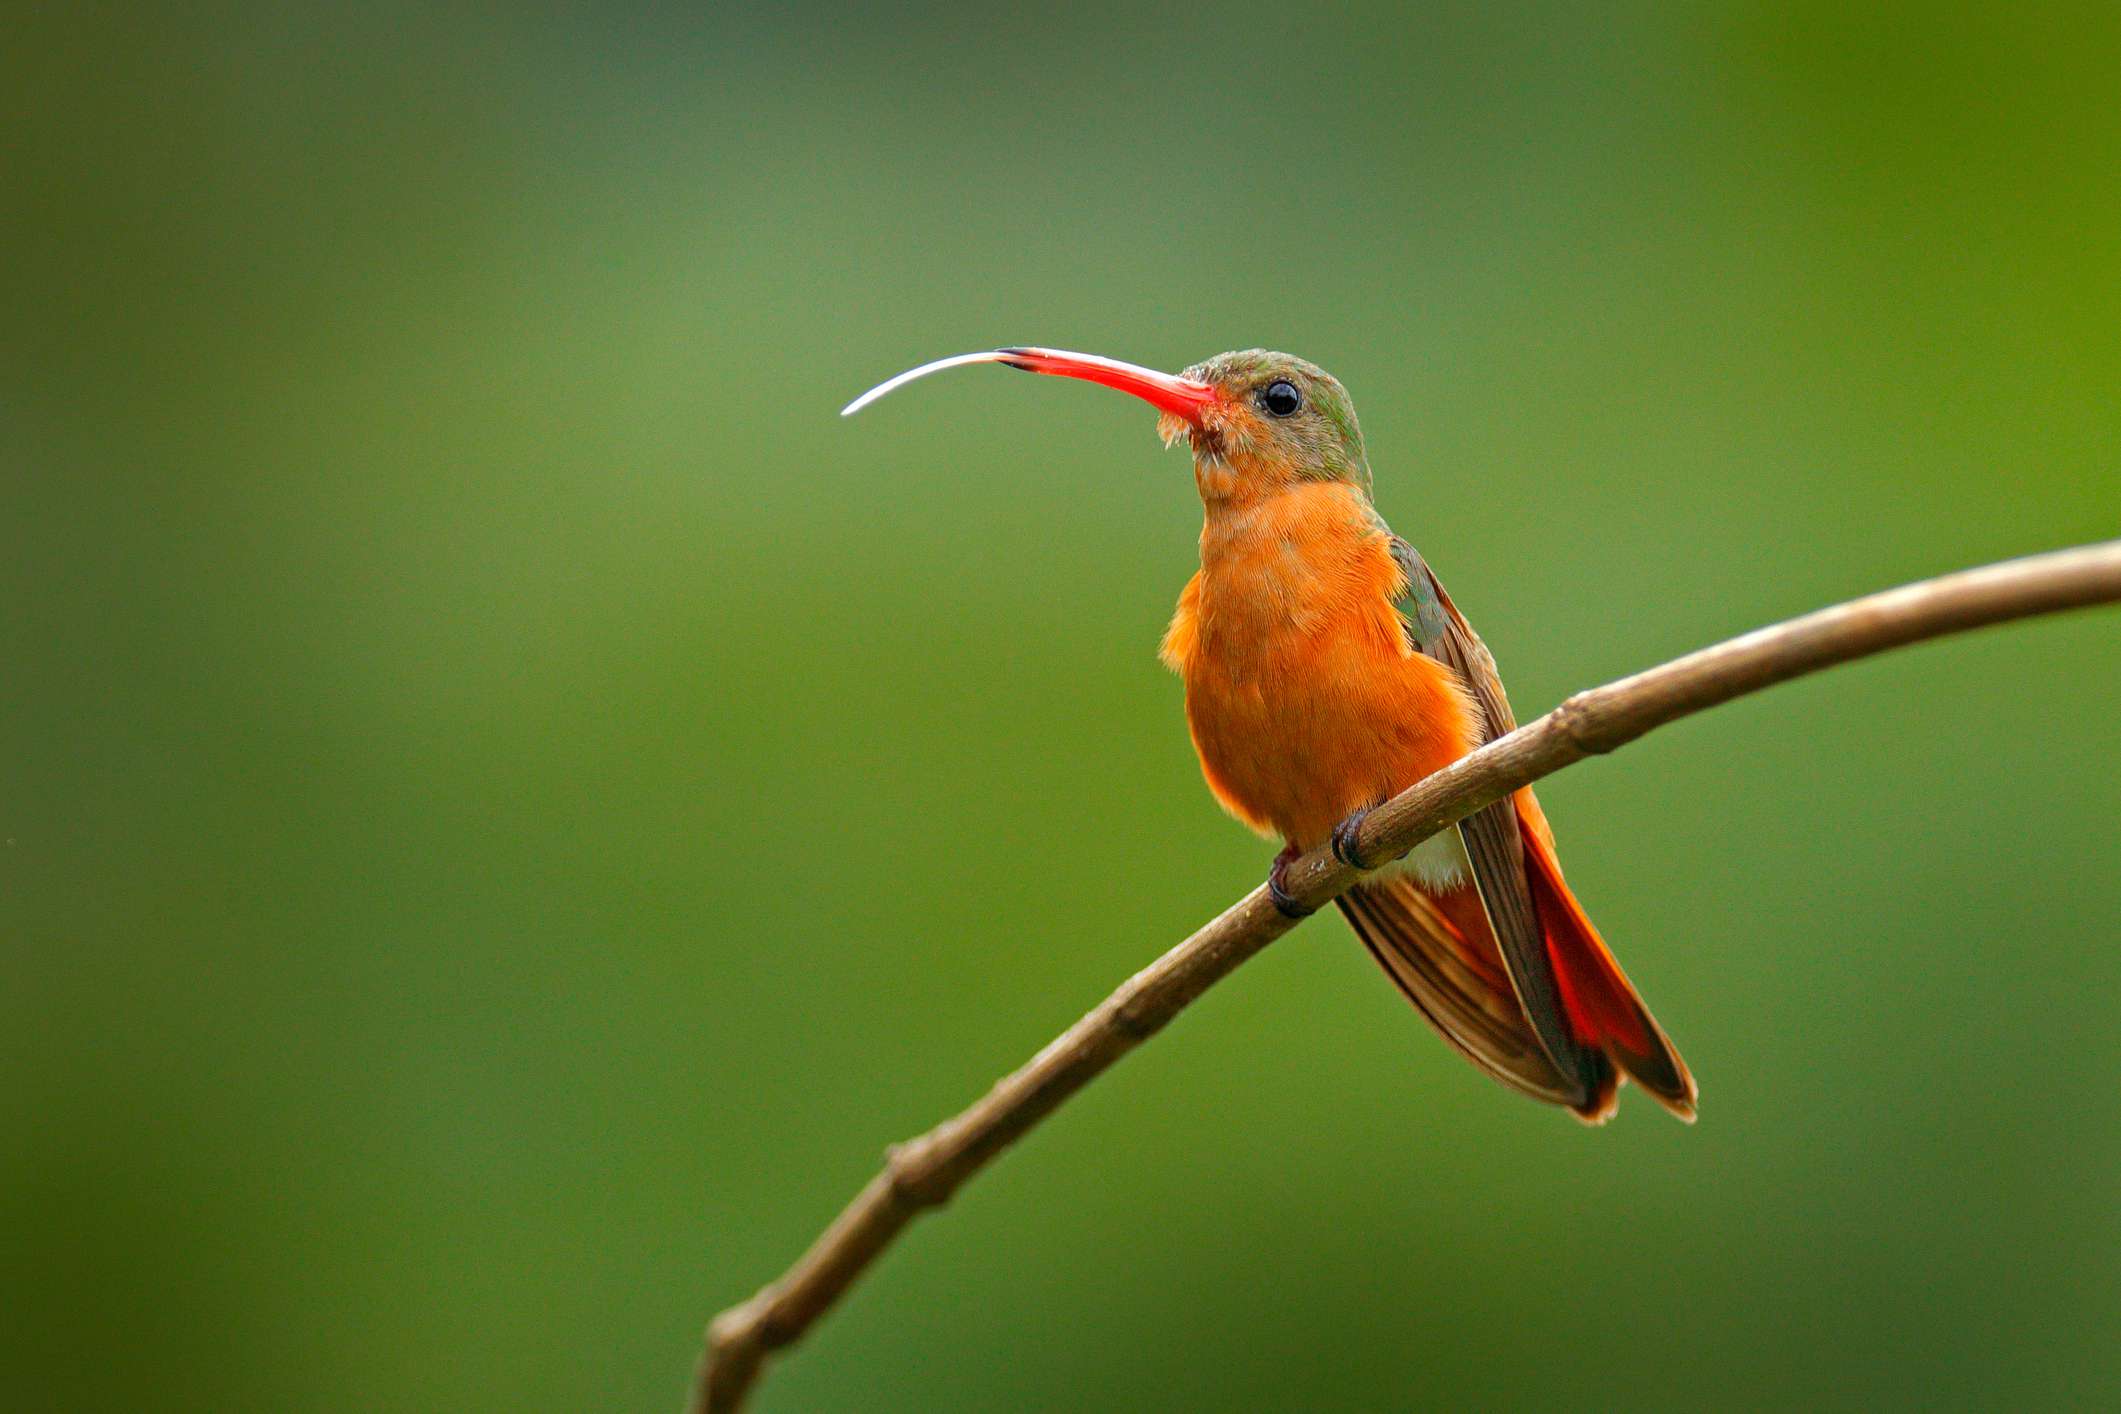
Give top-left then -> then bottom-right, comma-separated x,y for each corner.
1268,843 -> 1315,919
1330,807 -> 1373,870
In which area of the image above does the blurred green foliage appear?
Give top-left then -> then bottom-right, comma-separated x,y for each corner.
5,4 -> 2118,1410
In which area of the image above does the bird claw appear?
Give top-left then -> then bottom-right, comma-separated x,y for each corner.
1268,844 -> 1315,919
1330,807 -> 1373,870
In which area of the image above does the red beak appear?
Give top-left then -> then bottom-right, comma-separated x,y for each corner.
842,346 -> 1216,422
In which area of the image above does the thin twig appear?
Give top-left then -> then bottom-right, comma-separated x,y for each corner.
689,540 -> 2121,1413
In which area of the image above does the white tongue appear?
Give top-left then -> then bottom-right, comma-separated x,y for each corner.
840,351 -> 1013,417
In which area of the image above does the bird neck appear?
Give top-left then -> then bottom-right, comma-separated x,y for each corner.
1196,477 -> 1378,573
1164,477 -> 1400,690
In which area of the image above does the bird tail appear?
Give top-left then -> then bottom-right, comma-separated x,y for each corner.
1336,808 -> 1694,1123
1514,805 -> 1696,1121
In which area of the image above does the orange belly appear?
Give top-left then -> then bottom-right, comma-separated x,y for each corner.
1158,484 -> 1480,848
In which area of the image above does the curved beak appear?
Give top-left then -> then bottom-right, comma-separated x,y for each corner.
841,347 -> 1216,422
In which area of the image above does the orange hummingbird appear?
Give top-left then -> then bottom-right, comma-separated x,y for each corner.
845,347 -> 1694,1123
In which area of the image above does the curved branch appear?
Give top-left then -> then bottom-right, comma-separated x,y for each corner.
688,539 -> 2121,1414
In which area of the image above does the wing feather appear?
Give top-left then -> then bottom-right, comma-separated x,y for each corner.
1336,880 -> 1591,1109
1387,539 -> 1610,1106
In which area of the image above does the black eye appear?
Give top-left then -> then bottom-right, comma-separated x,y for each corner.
1259,380 -> 1302,417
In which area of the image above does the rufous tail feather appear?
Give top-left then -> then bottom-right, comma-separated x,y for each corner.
1515,809 -> 1696,1120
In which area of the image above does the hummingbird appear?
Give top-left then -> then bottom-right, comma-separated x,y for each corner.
844,347 -> 1694,1123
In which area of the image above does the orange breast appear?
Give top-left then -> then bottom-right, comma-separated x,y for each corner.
1158,483 -> 1479,848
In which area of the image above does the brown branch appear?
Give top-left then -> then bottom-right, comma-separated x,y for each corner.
689,539 -> 2121,1414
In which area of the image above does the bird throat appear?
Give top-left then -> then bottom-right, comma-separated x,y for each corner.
1192,480 -> 1385,650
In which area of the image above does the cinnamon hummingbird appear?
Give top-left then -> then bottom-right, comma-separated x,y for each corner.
844,347 -> 1694,1123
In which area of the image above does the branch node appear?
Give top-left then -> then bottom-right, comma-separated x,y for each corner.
1552,691 -> 1615,754
884,1139 -> 950,1210
1106,1000 -> 1157,1040
706,1307 -> 752,1356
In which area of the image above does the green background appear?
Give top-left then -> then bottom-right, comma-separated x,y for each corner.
7,5 -> 2119,1410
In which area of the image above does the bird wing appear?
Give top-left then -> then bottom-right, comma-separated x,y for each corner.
1337,875 -> 1599,1110
1384,538 -> 1612,1109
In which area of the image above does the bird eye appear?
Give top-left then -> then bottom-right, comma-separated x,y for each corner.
1259,380 -> 1302,417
